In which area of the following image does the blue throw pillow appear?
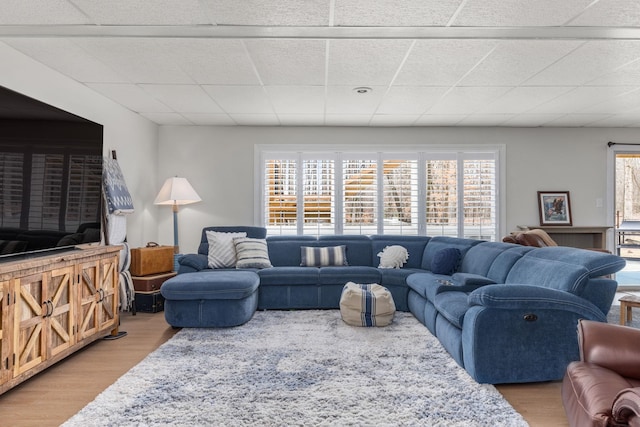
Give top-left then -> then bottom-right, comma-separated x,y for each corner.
179,254 -> 209,271
431,248 -> 461,275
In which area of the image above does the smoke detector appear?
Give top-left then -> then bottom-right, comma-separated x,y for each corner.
353,87 -> 372,94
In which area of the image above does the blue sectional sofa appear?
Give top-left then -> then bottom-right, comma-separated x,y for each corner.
164,226 -> 626,384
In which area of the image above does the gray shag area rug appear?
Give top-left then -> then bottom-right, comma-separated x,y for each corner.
64,310 -> 528,427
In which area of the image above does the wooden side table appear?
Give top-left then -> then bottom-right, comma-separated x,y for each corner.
619,295 -> 640,325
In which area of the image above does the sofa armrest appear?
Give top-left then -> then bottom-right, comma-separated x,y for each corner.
613,387 -> 640,427
468,284 -> 607,322
451,272 -> 495,286
578,320 -> 640,378
178,254 -> 209,272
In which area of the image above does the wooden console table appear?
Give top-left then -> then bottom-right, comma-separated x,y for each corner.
527,226 -> 611,251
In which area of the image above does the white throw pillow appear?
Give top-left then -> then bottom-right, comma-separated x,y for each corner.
377,245 -> 409,269
206,231 -> 247,268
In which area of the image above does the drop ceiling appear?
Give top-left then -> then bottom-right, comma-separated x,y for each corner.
2,0 -> 640,127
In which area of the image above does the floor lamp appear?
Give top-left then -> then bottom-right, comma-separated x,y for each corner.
154,177 -> 202,255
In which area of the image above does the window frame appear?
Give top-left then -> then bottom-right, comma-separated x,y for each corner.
255,144 -> 506,240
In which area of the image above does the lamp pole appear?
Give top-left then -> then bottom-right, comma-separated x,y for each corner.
172,202 -> 179,254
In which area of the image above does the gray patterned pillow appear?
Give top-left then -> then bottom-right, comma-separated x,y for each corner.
234,237 -> 272,269
206,231 -> 246,268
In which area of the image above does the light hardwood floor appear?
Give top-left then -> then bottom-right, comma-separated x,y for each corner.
0,311 -> 568,427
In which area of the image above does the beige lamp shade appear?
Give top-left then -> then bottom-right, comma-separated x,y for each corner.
154,177 -> 201,254
154,177 -> 201,206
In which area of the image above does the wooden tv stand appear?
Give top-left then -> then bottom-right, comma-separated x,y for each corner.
0,245 -> 121,395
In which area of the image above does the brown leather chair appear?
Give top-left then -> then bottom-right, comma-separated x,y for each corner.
562,319 -> 640,427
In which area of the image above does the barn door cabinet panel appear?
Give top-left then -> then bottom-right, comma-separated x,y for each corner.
0,280 -> 12,385
14,267 -> 75,377
77,253 -> 119,340
0,246 -> 121,395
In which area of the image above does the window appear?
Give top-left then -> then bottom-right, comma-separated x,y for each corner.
258,146 -> 502,240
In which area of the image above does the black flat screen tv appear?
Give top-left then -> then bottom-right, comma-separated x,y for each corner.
0,86 -> 103,260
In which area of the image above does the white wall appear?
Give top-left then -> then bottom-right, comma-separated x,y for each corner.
0,43 -> 160,247
159,125 -> 640,254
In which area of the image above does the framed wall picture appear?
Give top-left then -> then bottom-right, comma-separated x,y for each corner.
538,191 -> 572,226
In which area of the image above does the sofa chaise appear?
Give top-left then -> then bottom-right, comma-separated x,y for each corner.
161,226 -> 626,384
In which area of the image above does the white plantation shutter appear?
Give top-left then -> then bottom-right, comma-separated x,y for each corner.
259,147 -> 500,240
302,159 -> 334,235
343,158 -> 377,234
264,158 -> 297,235
382,159 -> 418,235
425,158 -> 458,237
462,156 -> 496,241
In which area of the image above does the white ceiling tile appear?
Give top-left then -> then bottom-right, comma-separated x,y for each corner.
181,114 -> 236,126
414,115 -> 467,126
326,86 -> 386,114
0,0 -> 90,24
157,39 -> 259,85
525,40 -> 640,86
460,40 -> 582,86
140,84 -> 223,113
377,87 -> 449,115
545,114 -> 612,126
230,114 -> 280,125
530,86 -> 636,114
246,40 -> 326,86
72,0 -> 210,25
203,86 -> 274,114
74,38 -> 194,84
201,0 -> 329,25
502,114 -> 563,127
452,0 -> 593,26
370,115 -> 420,126
140,112 -> 193,125
324,115 -> 372,126
86,83 -> 172,112
328,39 -> 413,86
457,114 -> 514,126
1,1 -> 639,127
334,0 -> 463,26
3,38 -> 128,83
278,115 -> 326,126
265,86 -> 325,114
395,40 -> 497,86
587,114 -> 640,127
481,87 -> 574,114
568,0 -> 640,26
427,87 -> 512,114
579,89 -> 640,114
587,60 -> 640,86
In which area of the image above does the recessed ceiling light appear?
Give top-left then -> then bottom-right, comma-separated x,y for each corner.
353,87 -> 372,94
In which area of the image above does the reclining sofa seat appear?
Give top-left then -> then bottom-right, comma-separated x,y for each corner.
408,242 -> 625,384
172,226 -> 626,385
259,234 -> 431,311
